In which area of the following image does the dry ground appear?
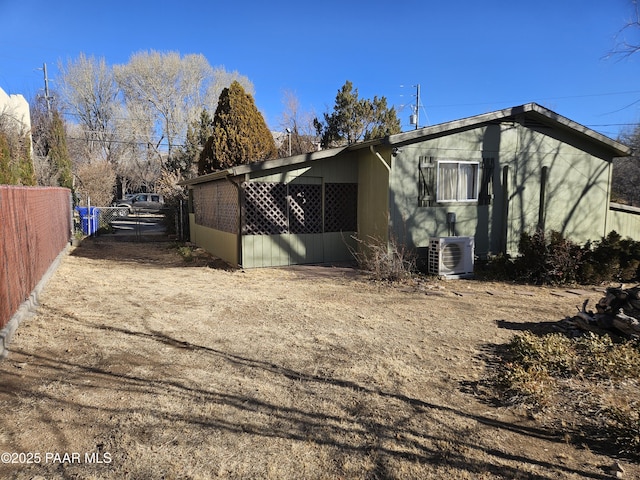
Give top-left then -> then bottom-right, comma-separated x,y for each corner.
0,238 -> 637,479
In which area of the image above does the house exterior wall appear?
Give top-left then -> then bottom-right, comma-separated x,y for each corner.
357,146 -> 391,245
389,121 -> 614,258
241,154 -> 359,267
607,204 -> 640,241
241,232 -> 355,268
188,179 -> 241,265
0,87 -> 31,135
188,214 -> 240,265
505,122 -> 614,251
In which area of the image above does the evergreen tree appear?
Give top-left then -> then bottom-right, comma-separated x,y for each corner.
49,111 -> 73,188
0,118 -> 35,185
18,135 -> 35,186
0,131 -> 13,184
314,80 -> 401,148
198,81 -> 277,174
170,109 -> 213,178
31,98 -> 72,188
613,125 -> 640,206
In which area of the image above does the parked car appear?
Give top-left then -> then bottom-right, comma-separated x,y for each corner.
114,193 -> 165,215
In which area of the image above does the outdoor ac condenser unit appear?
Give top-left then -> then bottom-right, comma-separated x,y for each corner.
428,236 -> 475,279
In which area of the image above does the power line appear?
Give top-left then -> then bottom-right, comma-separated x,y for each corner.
423,90 -> 640,109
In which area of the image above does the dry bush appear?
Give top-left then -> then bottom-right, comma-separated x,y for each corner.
75,160 -> 116,206
349,234 -> 415,282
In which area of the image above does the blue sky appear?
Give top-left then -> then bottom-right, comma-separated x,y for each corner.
1,0 -> 639,139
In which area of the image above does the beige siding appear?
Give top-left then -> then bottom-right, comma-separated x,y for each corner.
189,214 -> 239,265
607,206 -> 640,241
357,147 -> 390,244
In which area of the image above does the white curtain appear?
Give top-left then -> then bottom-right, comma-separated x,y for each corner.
459,163 -> 478,200
438,163 -> 457,201
437,162 -> 478,201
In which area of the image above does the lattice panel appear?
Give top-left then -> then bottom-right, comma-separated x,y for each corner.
216,182 -> 239,233
325,183 -> 358,232
194,184 -> 214,227
242,182 -> 288,235
288,184 -> 322,234
193,181 -> 239,233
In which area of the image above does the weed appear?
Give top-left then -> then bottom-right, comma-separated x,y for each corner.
603,403 -> 640,454
349,234 -> 415,282
494,332 -> 640,458
176,245 -> 194,262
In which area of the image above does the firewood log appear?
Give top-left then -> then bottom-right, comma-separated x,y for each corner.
612,309 -> 640,338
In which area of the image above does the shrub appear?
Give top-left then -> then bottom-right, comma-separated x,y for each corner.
350,235 -> 415,282
512,230 -> 585,285
484,229 -> 640,285
603,403 -> 640,455
582,231 -> 640,283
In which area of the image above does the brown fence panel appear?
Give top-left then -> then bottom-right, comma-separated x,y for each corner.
0,186 -> 71,329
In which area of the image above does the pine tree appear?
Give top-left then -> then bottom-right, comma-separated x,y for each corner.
198,81 -> 277,174
314,80 -> 401,148
49,111 -> 73,188
170,109 -> 213,178
17,136 -> 35,186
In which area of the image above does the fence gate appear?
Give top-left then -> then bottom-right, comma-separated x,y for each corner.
74,206 -> 172,241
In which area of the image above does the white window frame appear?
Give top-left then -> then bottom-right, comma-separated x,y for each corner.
436,160 -> 480,203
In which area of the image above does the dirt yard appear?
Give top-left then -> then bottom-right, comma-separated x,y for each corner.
0,238 -> 637,479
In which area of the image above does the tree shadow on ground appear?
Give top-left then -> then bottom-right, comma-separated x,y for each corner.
70,237 -> 237,270
0,305 -> 616,480
495,318 -> 566,335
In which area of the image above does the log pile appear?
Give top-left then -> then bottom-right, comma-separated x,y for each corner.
568,285 -> 640,339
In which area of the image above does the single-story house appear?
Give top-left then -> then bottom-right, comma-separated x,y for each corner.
180,103 -> 631,270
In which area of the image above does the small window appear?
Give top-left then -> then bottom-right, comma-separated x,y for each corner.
437,161 -> 479,202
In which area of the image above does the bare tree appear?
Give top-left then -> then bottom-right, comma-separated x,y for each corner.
114,51 -> 254,166
57,51 -> 255,197
610,1 -> 640,57
57,54 -> 120,163
277,90 -> 318,156
613,126 -> 640,206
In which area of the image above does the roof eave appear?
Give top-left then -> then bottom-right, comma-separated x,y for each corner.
380,103 -> 631,157
179,145 -> 348,187
525,103 -> 632,157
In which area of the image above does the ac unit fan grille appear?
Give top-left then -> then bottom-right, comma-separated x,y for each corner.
441,243 -> 462,269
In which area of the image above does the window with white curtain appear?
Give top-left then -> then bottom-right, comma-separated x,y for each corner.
436,161 -> 479,202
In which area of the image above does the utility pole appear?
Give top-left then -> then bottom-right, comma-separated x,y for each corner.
408,83 -> 421,130
41,63 -> 52,118
414,84 -> 420,130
